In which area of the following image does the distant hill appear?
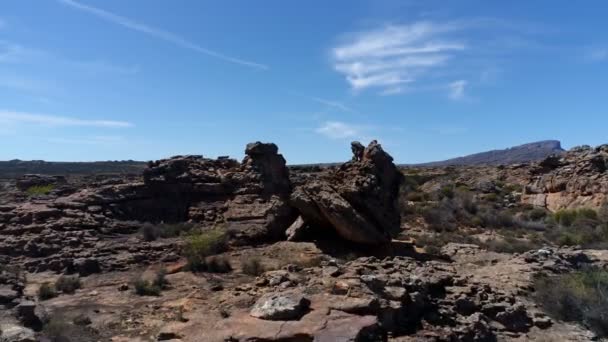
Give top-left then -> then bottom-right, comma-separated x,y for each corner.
415,140 -> 565,167
0,160 -> 147,178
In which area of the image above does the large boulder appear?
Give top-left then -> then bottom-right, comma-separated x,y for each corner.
290,141 -> 402,244
250,292 -> 311,320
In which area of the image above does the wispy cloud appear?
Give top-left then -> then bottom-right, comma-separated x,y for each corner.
448,80 -> 467,100
331,22 -> 465,93
315,121 -> 360,139
58,0 -> 268,70
0,110 -> 133,128
311,97 -> 355,113
0,41 -> 32,63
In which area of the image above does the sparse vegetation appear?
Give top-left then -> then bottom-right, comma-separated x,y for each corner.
134,268 -> 167,296
134,278 -> 161,296
533,268 -> 608,337
26,184 -> 54,196
39,282 -> 57,300
183,228 -> 229,272
41,316 -> 99,342
154,267 -> 169,289
241,257 -> 265,276
55,275 -> 81,294
204,256 -> 232,273
553,208 -> 598,227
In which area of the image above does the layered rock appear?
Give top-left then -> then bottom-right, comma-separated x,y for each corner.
522,145 -> 608,211
290,140 -> 403,244
0,142 -> 296,273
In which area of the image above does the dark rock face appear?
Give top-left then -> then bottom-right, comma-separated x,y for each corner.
290,141 -> 403,245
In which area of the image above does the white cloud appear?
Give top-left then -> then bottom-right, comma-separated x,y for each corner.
332,22 -> 465,93
448,80 -> 467,100
315,121 -> 360,139
0,110 -> 133,128
58,0 -> 267,70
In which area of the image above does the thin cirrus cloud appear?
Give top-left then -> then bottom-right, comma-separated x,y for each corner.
0,110 -> 133,128
315,121 -> 360,139
57,0 -> 268,70
331,21 -> 466,94
448,80 -> 467,100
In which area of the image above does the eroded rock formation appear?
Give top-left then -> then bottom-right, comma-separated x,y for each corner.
523,144 -> 608,211
290,140 -> 403,244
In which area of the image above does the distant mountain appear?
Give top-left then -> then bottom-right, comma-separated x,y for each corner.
415,140 -> 565,167
0,160 -> 146,178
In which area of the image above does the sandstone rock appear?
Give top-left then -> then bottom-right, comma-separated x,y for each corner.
0,324 -> 36,342
16,301 -> 48,330
250,292 -> 311,320
0,286 -> 18,304
291,141 -> 402,245
73,258 -> 101,276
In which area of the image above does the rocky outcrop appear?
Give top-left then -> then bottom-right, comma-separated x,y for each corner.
522,144 -> 608,211
0,140 -> 404,275
15,174 -> 66,192
290,140 -> 403,244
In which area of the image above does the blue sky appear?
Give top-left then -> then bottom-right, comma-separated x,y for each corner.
0,0 -> 607,163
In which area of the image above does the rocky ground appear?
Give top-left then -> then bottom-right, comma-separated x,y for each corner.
1,141 -> 607,341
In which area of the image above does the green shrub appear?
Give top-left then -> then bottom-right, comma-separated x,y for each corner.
134,279 -> 161,296
480,237 -> 539,254
26,184 -> 54,196
38,282 -> 57,300
183,229 -> 228,272
554,209 -> 598,227
527,208 -> 548,221
55,275 -> 81,294
439,185 -> 455,200
241,257 -> 265,276
153,267 -> 168,289
533,268 -> 608,337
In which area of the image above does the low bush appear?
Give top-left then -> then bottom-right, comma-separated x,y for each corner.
55,275 -> 81,294
183,229 -> 228,271
153,267 -> 169,289
554,208 -> 598,227
480,237 -> 540,254
204,256 -> 232,273
134,279 -> 161,296
533,268 -> 608,337
26,184 -> 54,196
38,282 -> 57,300
241,257 -> 265,276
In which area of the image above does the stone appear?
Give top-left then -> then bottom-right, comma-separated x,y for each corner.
73,258 -> 101,276
250,292 -> 311,321
0,286 -> 18,304
0,324 -> 36,342
290,140 -> 402,245
16,301 -> 49,330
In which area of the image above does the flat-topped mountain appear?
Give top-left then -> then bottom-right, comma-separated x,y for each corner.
417,140 -> 564,167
